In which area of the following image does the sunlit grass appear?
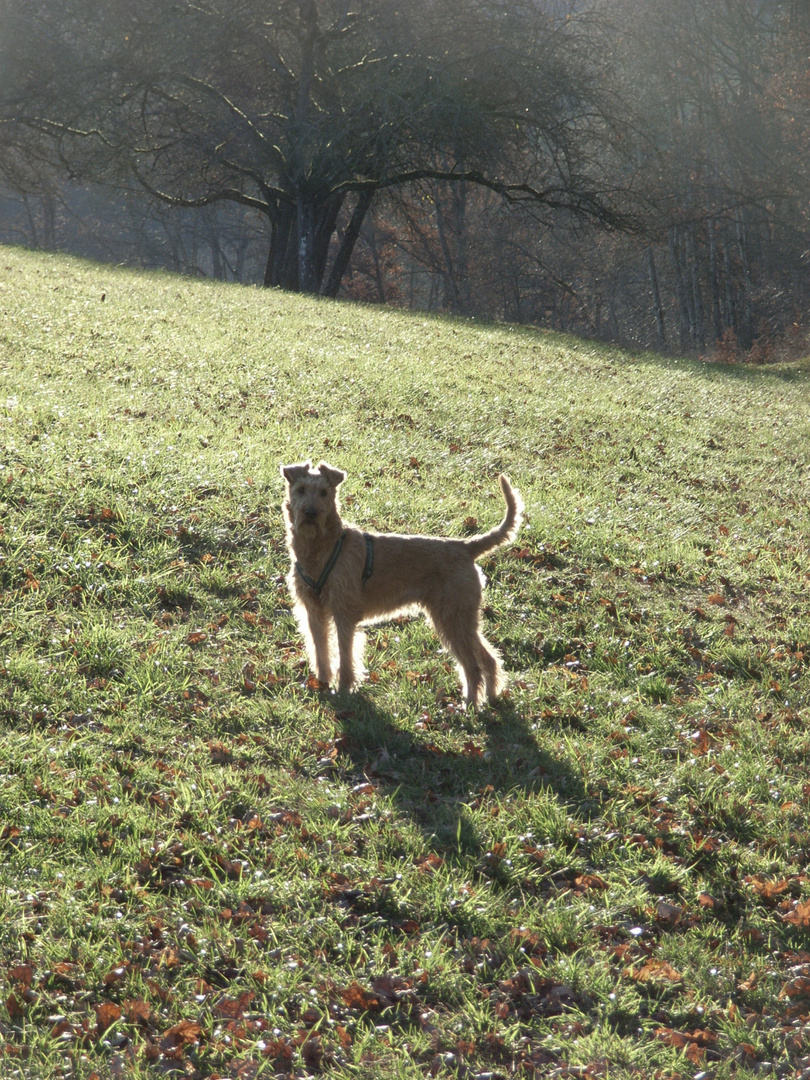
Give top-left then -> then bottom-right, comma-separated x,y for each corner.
0,246 -> 808,1078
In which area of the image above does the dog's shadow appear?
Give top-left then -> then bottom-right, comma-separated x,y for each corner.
322,688 -> 586,860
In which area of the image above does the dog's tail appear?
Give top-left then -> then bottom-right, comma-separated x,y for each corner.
465,475 -> 524,560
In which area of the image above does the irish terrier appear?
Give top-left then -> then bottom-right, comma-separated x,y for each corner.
280,461 -> 523,708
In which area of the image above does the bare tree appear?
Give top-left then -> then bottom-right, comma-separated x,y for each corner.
2,0 -> 638,295
607,0 -> 810,351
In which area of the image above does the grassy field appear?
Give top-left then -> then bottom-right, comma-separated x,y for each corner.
1,245 -> 809,1080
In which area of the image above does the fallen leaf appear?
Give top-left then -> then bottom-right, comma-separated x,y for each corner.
95,1002 -> 122,1033
574,873 -> 608,893
627,958 -> 683,983
160,1019 -> 203,1058
301,1035 -> 323,1070
779,976 -> 810,999
339,981 -> 381,1012
782,898 -> 810,927
747,876 -> 790,902
123,999 -> 154,1028
656,901 -> 683,923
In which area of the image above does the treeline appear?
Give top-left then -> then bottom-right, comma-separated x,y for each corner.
1,0 -> 807,357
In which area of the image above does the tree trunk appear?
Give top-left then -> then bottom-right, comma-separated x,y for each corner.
669,226 -> 691,351
687,223 -> 705,349
434,193 -> 461,312
721,235 -> 737,333
264,202 -> 296,288
707,216 -> 722,342
646,245 -> 667,349
263,192 -> 365,295
735,207 -> 754,348
321,190 -> 373,298
296,195 -> 318,293
313,195 -> 344,287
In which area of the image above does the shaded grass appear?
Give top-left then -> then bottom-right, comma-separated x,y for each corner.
0,247 -> 809,1078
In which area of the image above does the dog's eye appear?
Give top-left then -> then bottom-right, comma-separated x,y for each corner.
319,487 -> 327,497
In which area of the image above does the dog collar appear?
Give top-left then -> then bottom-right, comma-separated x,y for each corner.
296,531 -> 347,596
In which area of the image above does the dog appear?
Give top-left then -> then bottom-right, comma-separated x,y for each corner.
280,460 -> 523,708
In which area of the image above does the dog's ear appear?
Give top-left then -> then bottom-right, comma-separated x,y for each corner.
317,461 -> 347,488
280,461 -> 312,484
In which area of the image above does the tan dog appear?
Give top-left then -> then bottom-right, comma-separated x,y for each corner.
280,461 -> 523,708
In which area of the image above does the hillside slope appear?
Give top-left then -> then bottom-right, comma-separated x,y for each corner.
1,246 -> 809,1078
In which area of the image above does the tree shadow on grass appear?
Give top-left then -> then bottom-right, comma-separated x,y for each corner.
323,687 -> 586,860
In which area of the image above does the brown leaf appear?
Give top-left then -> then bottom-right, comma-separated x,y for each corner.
159,1020 -> 203,1060
6,992 -> 25,1019
462,740 -> 484,757
782,898 -> 810,927
748,876 -> 790,902
497,969 -> 539,998
95,1002 -> 122,1033
779,976 -> 810,999
370,974 -> 419,1009
339,982 -> 381,1012
7,965 -> 34,987
627,958 -> 683,983
208,741 -> 233,764
656,901 -> 683,923
655,1027 -> 716,1050
103,964 -> 129,987
301,1035 -> 323,1070
654,1027 -> 689,1049
123,999 -> 154,1028
574,873 -> 608,893
213,992 -> 254,1019
262,1037 -> 294,1064
416,853 -> 444,873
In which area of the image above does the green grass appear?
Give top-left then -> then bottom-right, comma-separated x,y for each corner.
1,245 -> 809,1079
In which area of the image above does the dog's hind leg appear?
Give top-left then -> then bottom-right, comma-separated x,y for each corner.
430,611 -> 485,708
428,573 -> 492,707
478,634 -> 505,701
453,635 -> 486,708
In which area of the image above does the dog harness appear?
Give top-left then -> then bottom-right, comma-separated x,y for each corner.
296,530 -> 347,596
295,531 -> 374,595
362,533 -> 374,582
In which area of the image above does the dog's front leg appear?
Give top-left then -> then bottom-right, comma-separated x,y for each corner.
299,603 -> 335,686
334,617 -> 361,691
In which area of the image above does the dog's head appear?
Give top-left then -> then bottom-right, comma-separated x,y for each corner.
280,460 -> 346,535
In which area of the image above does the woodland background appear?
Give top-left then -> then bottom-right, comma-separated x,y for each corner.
1,0 -> 808,358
